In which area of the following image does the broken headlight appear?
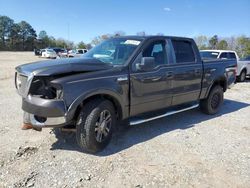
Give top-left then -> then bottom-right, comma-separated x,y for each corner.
29,77 -> 63,99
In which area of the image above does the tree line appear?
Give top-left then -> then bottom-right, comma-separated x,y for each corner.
0,15 -> 89,51
194,35 -> 250,58
1,15 -> 250,57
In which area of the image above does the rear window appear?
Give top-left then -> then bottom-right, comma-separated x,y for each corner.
228,53 -> 236,59
219,53 -> 227,59
47,49 -> 54,52
172,40 -> 195,63
200,51 -> 219,59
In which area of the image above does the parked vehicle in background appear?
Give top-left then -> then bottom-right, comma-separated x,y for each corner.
34,49 -> 41,56
15,36 -> 237,153
77,49 -> 88,54
200,50 -> 250,82
93,50 -> 115,59
59,49 -> 68,57
240,55 -> 250,61
68,49 -> 88,57
41,49 -> 57,59
48,48 -> 67,57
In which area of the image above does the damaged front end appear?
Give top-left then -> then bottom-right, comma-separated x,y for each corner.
15,57 -> 114,129
15,72 -> 68,129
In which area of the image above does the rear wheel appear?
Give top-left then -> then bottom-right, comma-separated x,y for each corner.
76,99 -> 116,153
238,70 -> 246,82
200,85 -> 224,115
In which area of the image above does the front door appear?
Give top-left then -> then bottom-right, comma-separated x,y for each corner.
130,39 -> 173,116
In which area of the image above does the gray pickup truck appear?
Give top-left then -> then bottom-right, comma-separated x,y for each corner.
15,36 -> 236,153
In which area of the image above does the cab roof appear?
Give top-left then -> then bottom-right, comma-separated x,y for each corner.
113,35 -> 194,41
200,50 -> 236,53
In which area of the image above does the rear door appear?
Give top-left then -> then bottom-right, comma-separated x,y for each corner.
170,39 -> 203,105
130,39 -> 173,116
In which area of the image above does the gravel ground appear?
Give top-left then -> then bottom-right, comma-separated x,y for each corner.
0,52 -> 250,188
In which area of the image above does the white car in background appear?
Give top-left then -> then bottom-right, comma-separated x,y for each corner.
41,49 -> 57,59
68,49 -> 88,58
200,50 -> 250,82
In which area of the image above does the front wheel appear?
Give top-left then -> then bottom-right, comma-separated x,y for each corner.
76,99 -> 116,153
200,85 -> 224,115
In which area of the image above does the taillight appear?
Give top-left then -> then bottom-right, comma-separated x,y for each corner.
235,63 -> 237,75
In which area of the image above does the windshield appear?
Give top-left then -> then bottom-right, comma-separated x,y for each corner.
200,51 -> 219,59
84,38 -> 141,65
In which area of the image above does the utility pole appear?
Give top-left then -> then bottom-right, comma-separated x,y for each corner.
67,23 -> 70,49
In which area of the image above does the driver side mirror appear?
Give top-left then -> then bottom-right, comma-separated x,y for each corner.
136,57 -> 155,71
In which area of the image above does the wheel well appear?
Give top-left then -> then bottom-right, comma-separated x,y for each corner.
212,79 -> 227,92
73,94 -> 123,122
241,68 -> 247,74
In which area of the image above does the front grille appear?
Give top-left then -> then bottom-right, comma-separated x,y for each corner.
15,73 -> 28,96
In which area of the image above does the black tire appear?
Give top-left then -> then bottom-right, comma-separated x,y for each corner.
238,70 -> 246,82
200,85 -> 224,115
76,99 -> 116,153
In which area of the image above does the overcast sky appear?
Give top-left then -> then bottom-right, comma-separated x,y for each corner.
1,0 -> 250,43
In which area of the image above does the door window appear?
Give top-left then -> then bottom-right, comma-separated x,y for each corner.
142,41 -> 167,66
172,40 -> 195,63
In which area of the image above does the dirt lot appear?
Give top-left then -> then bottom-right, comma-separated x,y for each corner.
0,52 -> 250,188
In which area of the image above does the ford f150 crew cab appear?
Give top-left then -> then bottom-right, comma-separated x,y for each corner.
15,36 -> 237,153
200,50 -> 250,82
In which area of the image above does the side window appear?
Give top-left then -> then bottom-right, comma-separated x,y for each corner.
219,53 -> 228,59
78,50 -> 84,54
228,53 -> 236,59
172,40 -> 195,63
142,41 -> 167,66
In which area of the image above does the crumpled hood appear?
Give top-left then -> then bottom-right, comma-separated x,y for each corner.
15,57 -> 113,76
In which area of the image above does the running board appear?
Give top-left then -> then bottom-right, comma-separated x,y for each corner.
129,104 -> 199,126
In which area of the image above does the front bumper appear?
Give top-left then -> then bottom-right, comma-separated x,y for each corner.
22,95 -> 66,117
22,95 -> 68,128
29,114 -> 66,128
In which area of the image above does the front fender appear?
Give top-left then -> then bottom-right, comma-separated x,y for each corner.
50,67 -> 129,122
65,88 -> 128,121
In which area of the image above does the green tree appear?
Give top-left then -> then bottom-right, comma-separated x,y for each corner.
236,36 -> 250,57
78,41 -> 87,49
38,30 -> 48,39
0,15 -> 14,49
9,23 -> 21,50
86,43 -> 92,50
91,34 -> 112,46
37,30 -> 51,48
18,21 -> 37,50
217,40 -> 228,50
209,35 -> 218,49
55,38 -> 73,49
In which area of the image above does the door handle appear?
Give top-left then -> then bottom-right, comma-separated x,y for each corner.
166,71 -> 173,78
142,76 -> 162,82
194,69 -> 201,75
